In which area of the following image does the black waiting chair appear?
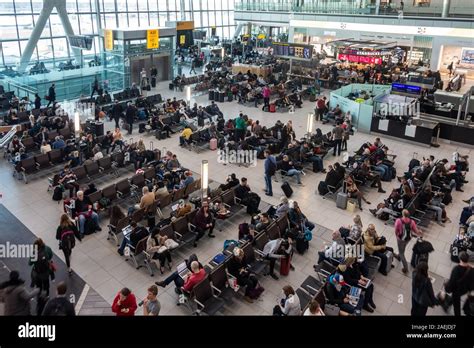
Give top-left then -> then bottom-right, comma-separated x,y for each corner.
192,277 -> 225,316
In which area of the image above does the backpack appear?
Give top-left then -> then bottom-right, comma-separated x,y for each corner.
60,230 -> 76,251
99,197 -> 111,209
304,228 -> 313,241
238,223 -> 250,239
400,219 -> 412,241
52,186 -> 64,201
223,239 -> 239,251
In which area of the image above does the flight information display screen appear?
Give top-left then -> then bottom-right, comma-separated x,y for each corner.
272,42 -> 312,59
69,36 -> 93,50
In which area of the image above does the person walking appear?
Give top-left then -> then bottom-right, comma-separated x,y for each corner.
42,282 -> 76,316
47,83 -> 56,107
189,58 -> 197,75
90,76 -> 100,99
262,85 -> 271,111
444,251 -> 474,316
0,270 -> 39,316
125,102 -> 136,135
112,100 -> 123,129
332,122 -> 344,156
56,214 -> 82,275
447,61 -> 454,77
264,149 -> 277,197
394,209 -> 422,274
411,261 -> 437,316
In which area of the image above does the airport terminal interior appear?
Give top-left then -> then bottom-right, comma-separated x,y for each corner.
0,0 -> 473,317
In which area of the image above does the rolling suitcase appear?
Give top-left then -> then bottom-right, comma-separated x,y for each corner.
169,83 -> 174,90
139,123 -> 146,133
155,130 -> 167,140
227,93 -> 233,102
280,256 -> 291,276
281,181 -> 293,198
209,90 -> 215,101
269,103 -> 276,113
151,77 -> 156,88
383,250 -> 394,274
210,138 -> 217,150
219,92 -> 225,103
336,192 -> 348,210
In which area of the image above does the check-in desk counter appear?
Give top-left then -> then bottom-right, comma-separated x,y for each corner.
371,117 -> 439,146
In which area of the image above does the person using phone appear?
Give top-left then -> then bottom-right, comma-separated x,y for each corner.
111,288 -> 137,316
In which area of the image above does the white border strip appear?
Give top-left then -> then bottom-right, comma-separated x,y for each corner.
75,284 -> 90,314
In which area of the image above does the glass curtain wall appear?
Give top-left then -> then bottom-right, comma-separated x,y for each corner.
0,0 -> 236,67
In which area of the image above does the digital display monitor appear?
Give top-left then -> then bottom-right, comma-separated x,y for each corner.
391,83 -> 422,96
69,36 -> 93,50
272,42 -> 312,60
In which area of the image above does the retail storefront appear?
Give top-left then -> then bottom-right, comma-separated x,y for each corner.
288,19 -> 474,72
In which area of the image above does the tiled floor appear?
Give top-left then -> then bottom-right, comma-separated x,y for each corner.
0,77 -> 472,316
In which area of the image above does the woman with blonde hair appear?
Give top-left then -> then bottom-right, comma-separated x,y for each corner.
363,224 -> 395,276
56,214 -> 82,274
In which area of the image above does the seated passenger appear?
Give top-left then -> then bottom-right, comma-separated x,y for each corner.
288,200 -> 315,232
227,247 -> 258,303
273,285 -> 301,316
279,155 -> 303,185
73,191 -> 101,237
324,273 -> 363,315
363,224 -> 396,276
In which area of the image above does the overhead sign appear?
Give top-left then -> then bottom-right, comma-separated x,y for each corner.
180,35 -> 186,45
272,42 -> 313,60
177,21 -> 194,30
104,30 -> 114,51
69,35 -> 93,50
257,34 -> 266,40
147,29 -> 159,49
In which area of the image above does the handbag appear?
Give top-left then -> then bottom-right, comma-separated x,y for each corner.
375,236 -> 387,246
324,304 -> 340,316
49,261 -> 57,273
164,239 -> 179,250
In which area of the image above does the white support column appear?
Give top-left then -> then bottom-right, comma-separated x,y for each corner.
375,0 -> 380,15
18,0 -> 54,72
56,1 -> 82,64
18,0 -> 81,73
442,0 -> 451,18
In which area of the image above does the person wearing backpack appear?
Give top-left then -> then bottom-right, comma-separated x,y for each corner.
29,239 -> 53,302
394,209 -> 422,274
411,261 -> 438,316
264,150 -> 277,197
56,214 -> 82,275
42,282 -> 75,316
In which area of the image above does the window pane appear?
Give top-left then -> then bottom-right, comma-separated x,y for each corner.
209,12 -> 216,27
168,11 -> 177,21
149,0 -> 158,11
194,12 -> 201,27
128,13 -> 139,27
3,41 -> 21,65
16,15 -> 35,39
169,0 -> 176,11
53,38 -> 69,58
128,0 -> 138,12
116,0 -> 127,11
138,0 -> 148,11
37,39 -> 53,60
159,13 -> 168,25
79,14 -> 94,34
158,0 -> 167,10
118,12 -> 128,26
104,14 -> 117,28
50,14 -> 66,37
149,12 -> 158,26
15,0 -> 31,14
39,18 -> 52,38
202,0 -> 208,10
31,0 -> 43,13
1,16 -> 19,39
66,0 -> 78,13
102,0 -> 116,12
139,12 -> 149,26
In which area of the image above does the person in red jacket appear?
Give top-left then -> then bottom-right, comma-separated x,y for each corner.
111,287 -> 137,316
182,261 -> 206,293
